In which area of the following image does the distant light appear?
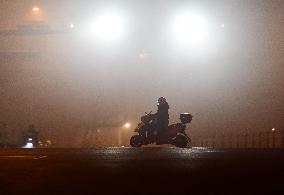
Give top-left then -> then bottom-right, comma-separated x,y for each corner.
46,140 -> 52,145
32,6 -> 40,12
124,123 -> 131,128
28,138 -> 33,141
221,23 -> 225,28
23,142 -> 34,149
70,23 -> 75,29
89,11 -> 126,41
138,52 -> 150,60
272,128 -> 276,132
172,12 -> 209,45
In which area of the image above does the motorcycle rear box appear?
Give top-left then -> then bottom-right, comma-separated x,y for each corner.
180,113 -> 193,124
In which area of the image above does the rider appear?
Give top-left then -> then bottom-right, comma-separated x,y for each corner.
24,124 -> 39,147
154,97 -> 169,140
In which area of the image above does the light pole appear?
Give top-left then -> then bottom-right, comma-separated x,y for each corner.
118,122 -> 131,146
272,128 -> 276,148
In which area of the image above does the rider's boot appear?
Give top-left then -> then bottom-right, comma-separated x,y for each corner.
156,133 -> 167,145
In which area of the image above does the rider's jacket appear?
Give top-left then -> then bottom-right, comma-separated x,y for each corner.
157,102 -> 169,122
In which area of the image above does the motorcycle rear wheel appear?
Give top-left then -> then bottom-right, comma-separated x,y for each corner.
130,135 -> 143,147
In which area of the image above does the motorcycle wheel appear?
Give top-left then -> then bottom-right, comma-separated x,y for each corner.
130,135 -> 143,147
186,137 -> 192,148
174,134 -> 188,148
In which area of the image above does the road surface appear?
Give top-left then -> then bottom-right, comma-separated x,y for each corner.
0,147 -> 284,194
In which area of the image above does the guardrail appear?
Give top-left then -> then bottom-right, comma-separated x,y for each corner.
192,128 -> 284,149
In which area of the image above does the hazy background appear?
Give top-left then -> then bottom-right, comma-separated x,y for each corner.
0,0 -> 283,147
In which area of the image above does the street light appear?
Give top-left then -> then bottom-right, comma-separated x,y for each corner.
118,122 -> 131,146
272,128 -> 276,148
88,11 -> 126,41
172,11 -> 209,45
70,23 -> 75,29
124,122 -> 131,129
32,6 -> 40,12
31,5 -> 43,21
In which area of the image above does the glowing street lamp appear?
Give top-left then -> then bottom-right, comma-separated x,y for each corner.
70,23 -> 75,29
172,12 -> 209,45
32,6 -> 40,12
31,5 -> 43,21
272,128 -> 276,132
124,122 -> 131,129
88,11 -> 126,41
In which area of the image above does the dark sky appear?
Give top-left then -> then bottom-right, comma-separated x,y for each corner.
0,0 -> 283,146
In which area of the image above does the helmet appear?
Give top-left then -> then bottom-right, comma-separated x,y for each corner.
157,97 -> 167,105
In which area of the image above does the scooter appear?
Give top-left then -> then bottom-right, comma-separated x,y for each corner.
130,112 -> 192,148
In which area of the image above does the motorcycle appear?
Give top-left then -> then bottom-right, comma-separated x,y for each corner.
23,132 -> 39,148
130,112 -> 193,148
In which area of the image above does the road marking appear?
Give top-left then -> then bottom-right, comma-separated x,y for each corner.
34,155 -> 47,159
0,155 -> 47,159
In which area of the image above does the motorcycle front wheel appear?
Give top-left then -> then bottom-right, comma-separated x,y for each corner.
130,135 -> 143,147
174,134 -> 188,148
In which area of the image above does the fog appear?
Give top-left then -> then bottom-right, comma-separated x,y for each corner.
0,0 -> 283,147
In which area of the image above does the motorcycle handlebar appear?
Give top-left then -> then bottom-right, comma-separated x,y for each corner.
145,111 -> 152,115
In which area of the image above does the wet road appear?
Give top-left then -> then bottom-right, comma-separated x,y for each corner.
0,147 -> 284,195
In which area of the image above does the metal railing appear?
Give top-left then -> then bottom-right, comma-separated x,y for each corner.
192,128 -> 284,149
